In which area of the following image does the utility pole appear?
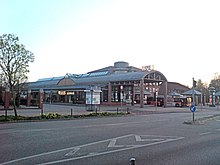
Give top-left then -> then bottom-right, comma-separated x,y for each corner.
155,91 -> 158,111
191,78 -> 197,122
192,77 -> 196,106
120,85 -> 123,107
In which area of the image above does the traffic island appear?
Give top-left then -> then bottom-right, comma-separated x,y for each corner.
183,114 -> 220,125
183,120 -> 205,125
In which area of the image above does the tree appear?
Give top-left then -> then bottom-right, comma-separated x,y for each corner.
194,79 -> 209,103
0,34 -> 34,118
196,78 -> 209,90
195,79 -> 208,92
210,72 -> 220,91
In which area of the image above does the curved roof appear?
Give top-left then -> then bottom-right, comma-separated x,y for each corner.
27,70 -> 167,90
72,70 -> 167,84
27,79 -> 61,89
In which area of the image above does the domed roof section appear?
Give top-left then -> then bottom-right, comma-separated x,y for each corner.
88,61 -> 142,74
114,61 -> 129,68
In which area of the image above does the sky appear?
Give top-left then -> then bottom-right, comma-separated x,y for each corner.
0,0 -> 220,87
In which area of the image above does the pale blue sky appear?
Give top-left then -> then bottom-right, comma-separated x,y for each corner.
1,0 -> 220,86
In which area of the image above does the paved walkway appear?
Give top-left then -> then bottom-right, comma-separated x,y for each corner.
1,103 -> 220,117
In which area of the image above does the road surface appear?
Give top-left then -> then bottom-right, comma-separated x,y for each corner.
1,109 -> 220,164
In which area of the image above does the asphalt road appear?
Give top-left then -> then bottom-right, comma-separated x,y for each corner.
1,110 -> 220,165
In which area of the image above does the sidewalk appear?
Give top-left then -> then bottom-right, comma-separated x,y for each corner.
1,104 -> 220,117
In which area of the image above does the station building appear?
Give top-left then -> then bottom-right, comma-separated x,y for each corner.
22,61 -> 190,108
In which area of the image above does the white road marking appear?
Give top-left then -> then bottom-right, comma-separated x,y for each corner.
22,128 -> 53,132
135,135 -> 164,142
0,134 -> 133,165
107,134 -> 180,148
1,134 -> 184,165
41,136 -> 184,165
135,135 -> 181,141
65,148 -> 80,157
108,138 -> 124,147
200,132 -> 212,136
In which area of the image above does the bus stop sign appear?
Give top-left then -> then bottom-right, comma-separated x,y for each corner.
190,105 -> 196,112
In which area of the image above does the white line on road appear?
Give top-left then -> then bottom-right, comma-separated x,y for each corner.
1,134 -> 184,165
108,138 -> 124,147
135,135 -> 165,142
200,132 -> 212,136
65,148 -> 80,157
0,134 -> 133,165
41,136 -> 184,165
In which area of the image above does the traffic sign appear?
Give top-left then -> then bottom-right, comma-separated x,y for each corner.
190,105 -> 196,112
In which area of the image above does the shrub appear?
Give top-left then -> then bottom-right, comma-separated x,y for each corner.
41,112 -> 62,119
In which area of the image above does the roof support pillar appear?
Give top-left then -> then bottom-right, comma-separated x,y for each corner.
108,82 -> 112,104
140,79 -> 144,108
164,81 -> 167,108
39,89 -> 44,109
27,89 -> 31,106
132,84 -> 135,106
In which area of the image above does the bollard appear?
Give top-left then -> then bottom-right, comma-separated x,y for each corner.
71,108 -> 73,117
117,107 -> 119,115
41,108 -> 43,117
5,109 -> 7,121
130,158 -> 135,165
127,107 -> 129,114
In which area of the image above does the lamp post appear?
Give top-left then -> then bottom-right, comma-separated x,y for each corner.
120,85 -> 123,107
155,91 -> 158,111
91,89 -> 93,111
192,78 -> 196,106
4,87 -> 10,120
39,88 -> 44,116
208,86 -> 216,107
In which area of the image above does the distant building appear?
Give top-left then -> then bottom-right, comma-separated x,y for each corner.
159,82 -> 190,95
20,61 -> 190,108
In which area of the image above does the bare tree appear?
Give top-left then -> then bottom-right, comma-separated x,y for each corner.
210,72 -> 220,91
0,34 -> 34,118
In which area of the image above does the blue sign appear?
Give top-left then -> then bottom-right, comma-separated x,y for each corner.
190,105 -> 196,112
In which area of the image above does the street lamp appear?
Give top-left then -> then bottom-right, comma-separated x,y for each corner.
155,91 -> 158,110
208,86 -> 216,107
120,85 -> 123,107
